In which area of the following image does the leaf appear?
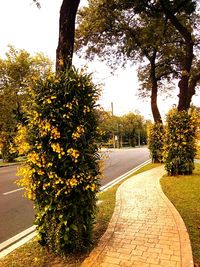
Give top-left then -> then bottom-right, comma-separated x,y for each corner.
63,234 -> 68,241
71,224 -> 78,232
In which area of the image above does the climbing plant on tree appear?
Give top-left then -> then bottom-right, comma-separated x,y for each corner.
18,0 -> 102,254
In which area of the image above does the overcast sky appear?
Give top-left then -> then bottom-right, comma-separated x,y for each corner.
0,0 -> 199,120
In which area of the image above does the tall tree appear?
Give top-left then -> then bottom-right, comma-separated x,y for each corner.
128,0 -> 200,111
75,1 -> 180,123
76,0 -> 200,119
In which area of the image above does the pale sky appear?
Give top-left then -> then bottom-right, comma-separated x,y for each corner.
0,0 -> 199,120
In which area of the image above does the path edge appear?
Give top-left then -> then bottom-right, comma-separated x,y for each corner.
156,174 -> 194,267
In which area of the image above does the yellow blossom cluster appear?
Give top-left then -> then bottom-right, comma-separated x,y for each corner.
28,151 -> 40,165
31,111 -> 40,123
37,169 -> 45,176
83,105 -> 90,114
84,183 -> 97,192
16,165 -> 35,200
27,152 -> 46,168
13,124 -> 30,155
47,171 -> 64,185
64,103 -> 73,110
40,120 -> 51,137
42,95 -> 57,105
63,114 -> 70,119
51,128 -> 60,139
39,120 -> 60,140
66,175 -> 78,188
67,148 -> 80,162
51,143 -> 65,158
72,126 -> 85,140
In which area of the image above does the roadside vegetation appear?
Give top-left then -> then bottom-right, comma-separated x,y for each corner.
161,163 -> 200,266
0,163 -> 159,267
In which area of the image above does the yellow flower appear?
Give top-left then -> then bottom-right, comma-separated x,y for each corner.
83,105 -> 90,114
28,152 -> 40,165
63,114 -> 70,119
51,128 -> 60,139
38,170 -> 45,176
67,148 -> 80,161
51,143 -> 65,157
85,183 -> 97,191
72,126 -> 84,140
40,120 -> 51,137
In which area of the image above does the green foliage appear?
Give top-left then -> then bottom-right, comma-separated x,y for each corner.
163,108 -> 197,176
121,112 -> 147,147
0,46 -> 52,162
147,123 -> 164,163
18,68 -> 101,254
76,0 -> 185,94
98,111 -> 147,147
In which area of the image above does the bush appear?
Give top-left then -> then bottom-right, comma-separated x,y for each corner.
18,68 -> 101,254
147,123 -> 164,163
0,132 -> 16,162
163,108 -> 197,176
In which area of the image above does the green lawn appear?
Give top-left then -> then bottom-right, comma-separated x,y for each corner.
0,163 -> 160,267
160,163 -> 200,266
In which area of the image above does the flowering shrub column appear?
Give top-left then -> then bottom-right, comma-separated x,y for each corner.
147,123 -> 164,163
163,108 -> 197,176
18,68 -> 101,254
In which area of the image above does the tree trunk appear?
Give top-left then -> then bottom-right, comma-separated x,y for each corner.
150,53 -> 162,124
177,38 -> 193,111
178,75 -> 190,111
56,0 -> 80,72
151,82 -> 162,124
160,0 -> 194,111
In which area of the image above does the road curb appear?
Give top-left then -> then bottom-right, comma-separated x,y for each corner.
0,162 -> 22,168
0,226 -> 36,258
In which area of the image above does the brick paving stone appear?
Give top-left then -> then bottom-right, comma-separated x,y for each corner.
81,166 -> 194,267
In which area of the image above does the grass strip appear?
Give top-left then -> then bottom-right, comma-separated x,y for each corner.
160,163 -> 200,266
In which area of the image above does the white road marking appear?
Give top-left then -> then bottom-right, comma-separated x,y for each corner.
3,188 -> 24,195
100,159 -> 151,192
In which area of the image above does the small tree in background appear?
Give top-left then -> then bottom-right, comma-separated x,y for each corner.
0,46 -> 52,162
163,108 -> 197,176
18,68 -> 101,254
147,123 -> 164,163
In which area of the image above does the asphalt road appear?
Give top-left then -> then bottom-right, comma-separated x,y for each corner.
0,165 -> 34,243
100,147 -> 150,186
0,147 -> 149,244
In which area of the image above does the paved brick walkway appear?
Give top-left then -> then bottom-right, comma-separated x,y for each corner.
81,166 -> 194,267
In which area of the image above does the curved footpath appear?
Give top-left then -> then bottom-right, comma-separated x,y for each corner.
81,166 -> 193,267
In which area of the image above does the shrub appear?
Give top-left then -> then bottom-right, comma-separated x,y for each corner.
18,68 -> 101,254
0,132 -> 16,162
147,123 -> 164,163
163,108 -> 197,176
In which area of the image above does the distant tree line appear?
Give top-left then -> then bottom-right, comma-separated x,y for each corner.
99,110 -> 148,148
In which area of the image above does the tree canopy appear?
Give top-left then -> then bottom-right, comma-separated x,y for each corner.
76,0 -> 200,120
